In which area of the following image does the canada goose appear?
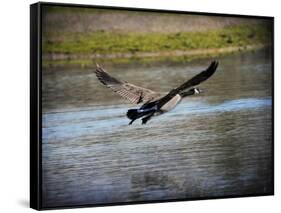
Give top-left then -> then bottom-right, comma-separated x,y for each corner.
94,61 -> 218,124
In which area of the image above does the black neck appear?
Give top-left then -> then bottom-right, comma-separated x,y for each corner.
180,89 -> 195,97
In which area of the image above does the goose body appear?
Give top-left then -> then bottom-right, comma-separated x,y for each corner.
161,94 -> 182,112
94,61 -> 218,124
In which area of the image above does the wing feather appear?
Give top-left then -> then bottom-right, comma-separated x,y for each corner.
174,61 -> 219,93
94,65 -> 160,104
157,61 -> 218,108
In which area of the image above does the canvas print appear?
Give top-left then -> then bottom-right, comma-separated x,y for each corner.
36,3 -> 273,209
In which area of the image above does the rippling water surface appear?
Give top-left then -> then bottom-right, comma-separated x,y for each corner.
42,49 -> 273,207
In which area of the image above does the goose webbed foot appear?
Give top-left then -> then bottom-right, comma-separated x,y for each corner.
128,119 -> 136,125
142,115 -> 152,125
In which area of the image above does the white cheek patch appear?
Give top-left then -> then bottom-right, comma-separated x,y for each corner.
195,88 -> 200,94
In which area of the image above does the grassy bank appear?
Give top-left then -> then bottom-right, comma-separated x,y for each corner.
42,24 -> 271,67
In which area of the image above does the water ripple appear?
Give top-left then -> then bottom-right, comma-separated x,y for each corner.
43,97 -> 272,141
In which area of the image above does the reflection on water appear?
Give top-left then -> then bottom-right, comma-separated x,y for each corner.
42,49 -> 273,208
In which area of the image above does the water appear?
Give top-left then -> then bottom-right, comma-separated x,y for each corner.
42,49 -> 273,208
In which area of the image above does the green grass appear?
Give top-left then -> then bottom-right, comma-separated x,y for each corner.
43,24 -> 271,55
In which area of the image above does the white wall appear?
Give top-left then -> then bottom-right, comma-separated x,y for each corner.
0,0 -> 279,212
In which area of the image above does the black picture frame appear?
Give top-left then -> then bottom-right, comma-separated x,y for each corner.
30,2 -> 274,210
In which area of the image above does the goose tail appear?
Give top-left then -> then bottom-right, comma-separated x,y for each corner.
126,109 -> 143,120
126,108 -> 156,121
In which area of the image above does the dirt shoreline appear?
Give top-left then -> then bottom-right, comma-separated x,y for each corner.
43,44 -> 266,61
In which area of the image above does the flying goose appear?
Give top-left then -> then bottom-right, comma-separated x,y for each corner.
94,61 -> 218,124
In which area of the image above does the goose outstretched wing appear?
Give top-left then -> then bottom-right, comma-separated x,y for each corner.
174,60 -> 219,93
94,65 -> 161,104
157,61 -> 218,107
